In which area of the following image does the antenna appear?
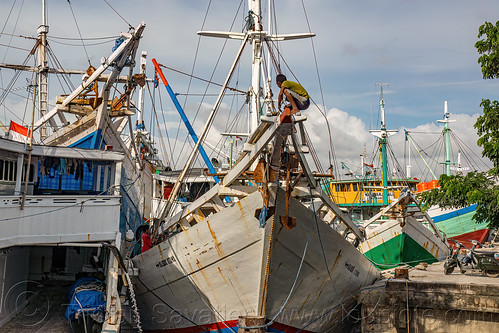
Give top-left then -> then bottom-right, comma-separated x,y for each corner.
375,83 -> 389,129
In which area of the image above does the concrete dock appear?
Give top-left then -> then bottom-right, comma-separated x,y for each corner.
358,261 -> 499,332
0,281 -> 71,333
3,261 -> 498,332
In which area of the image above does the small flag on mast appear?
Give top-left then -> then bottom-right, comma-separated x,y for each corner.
8,121 -> 31,143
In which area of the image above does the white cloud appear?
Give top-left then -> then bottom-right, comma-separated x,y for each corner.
297,107 -> 490,180
1,0 -> 498,180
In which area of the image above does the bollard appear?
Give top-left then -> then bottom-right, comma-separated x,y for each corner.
395,267 -> 409,279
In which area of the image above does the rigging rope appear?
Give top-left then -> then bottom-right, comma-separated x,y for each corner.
0,51 -> 33,107
0,1 -> 17,41
309,187 -> 351,316
67,0 -> 91,66
46,43 -> 76,92
182,0 -> 212,111
155,81 -> 175,168
271,0 -> 281,73
0,43 -> 31,52
450,131 -> 490,171
386,140 -> 407,179
20,71 -> 34,125
239,196 -> 315,331
0,87 -> 31,124
157,64 -> 246,94
266,38 -> 336,177
0,0 -> 25,63
102,0 -> 133,29
167,0 -> 215,171
135,276 -> 211,332
46,38 -> 115,47
47,35 -> 119,41
146,82 -> 172,169
173,0 -> 243,169
165,236 -> 238,333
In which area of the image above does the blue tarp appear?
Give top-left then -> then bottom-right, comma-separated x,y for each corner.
65,277 -> 106,321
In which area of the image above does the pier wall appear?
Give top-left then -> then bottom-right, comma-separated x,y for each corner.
359,279 -> 499,332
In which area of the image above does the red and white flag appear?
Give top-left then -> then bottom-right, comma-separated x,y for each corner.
8,121 -> 31,143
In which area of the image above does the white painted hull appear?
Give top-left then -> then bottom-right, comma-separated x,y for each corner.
359,216 -> 449,269
133,188 -> 379,332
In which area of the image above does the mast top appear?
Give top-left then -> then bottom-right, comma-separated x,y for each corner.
369,83 -> 397,139
436,100 -> 456,124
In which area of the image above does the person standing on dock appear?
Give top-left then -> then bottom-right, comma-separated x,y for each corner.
141,226 -> 153,253
276,74 -> 310,115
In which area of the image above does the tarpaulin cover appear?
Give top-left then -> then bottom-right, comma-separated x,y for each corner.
65,277 -> 106,321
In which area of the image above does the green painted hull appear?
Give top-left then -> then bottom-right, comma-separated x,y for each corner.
431,206 -> 488,238
362,233 -> 439,270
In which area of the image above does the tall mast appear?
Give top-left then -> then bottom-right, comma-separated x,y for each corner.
197,0 -> 314,134
369,83 -> 397,205
443,101 -> 451,176
137,51 -> 147,125
405,130 -> 411,178
379,85 -> 389,205
248,0 -> 263,133
37,0 -> 49,140
263,0 -> 273,116
436,100 -> 456,176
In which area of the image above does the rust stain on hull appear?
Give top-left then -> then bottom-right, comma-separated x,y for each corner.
206,221 -> 224,257
195,259 -> 221,305
330,250 -> 342,273
291,293 -> 311,322
157,244 -> 165,261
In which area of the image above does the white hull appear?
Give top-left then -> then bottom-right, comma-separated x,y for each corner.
133,188 -> 379,332
358,193 -> 449,269
359,216 -> 449,264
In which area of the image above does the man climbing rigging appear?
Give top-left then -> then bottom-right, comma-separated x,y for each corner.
276,74 -> 310,115
269,74 -> 310,171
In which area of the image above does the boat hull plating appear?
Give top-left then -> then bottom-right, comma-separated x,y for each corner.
428,205 -> 489,249
359,216 -> 449,270
133,189 -> 379,332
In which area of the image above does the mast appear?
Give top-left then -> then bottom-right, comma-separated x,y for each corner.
436,101 -> 456,176
36,0 -> 64,140
405,130 -> 411,178
155,0 -> 315,220
443,101 -> 452,176
265,0 -> 272,116
198,0 -> 314,136
37,0 -> 49,140
248,1 -> 263,133
379,89 -> 389,205
369,83 -> 397,205
137,51 -> 147,126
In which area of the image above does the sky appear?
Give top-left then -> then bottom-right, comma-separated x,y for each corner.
1,0 -> 498,180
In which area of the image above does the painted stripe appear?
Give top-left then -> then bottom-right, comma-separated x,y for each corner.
148,320 -> 238,333
146,319 -> 311,333
448,229 -> 490,249
432,205 -> 477,223
69,129 -> 104,149
362,233 -> 438,270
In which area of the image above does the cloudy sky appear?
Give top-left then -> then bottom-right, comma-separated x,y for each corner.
1,0 -> 498,180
